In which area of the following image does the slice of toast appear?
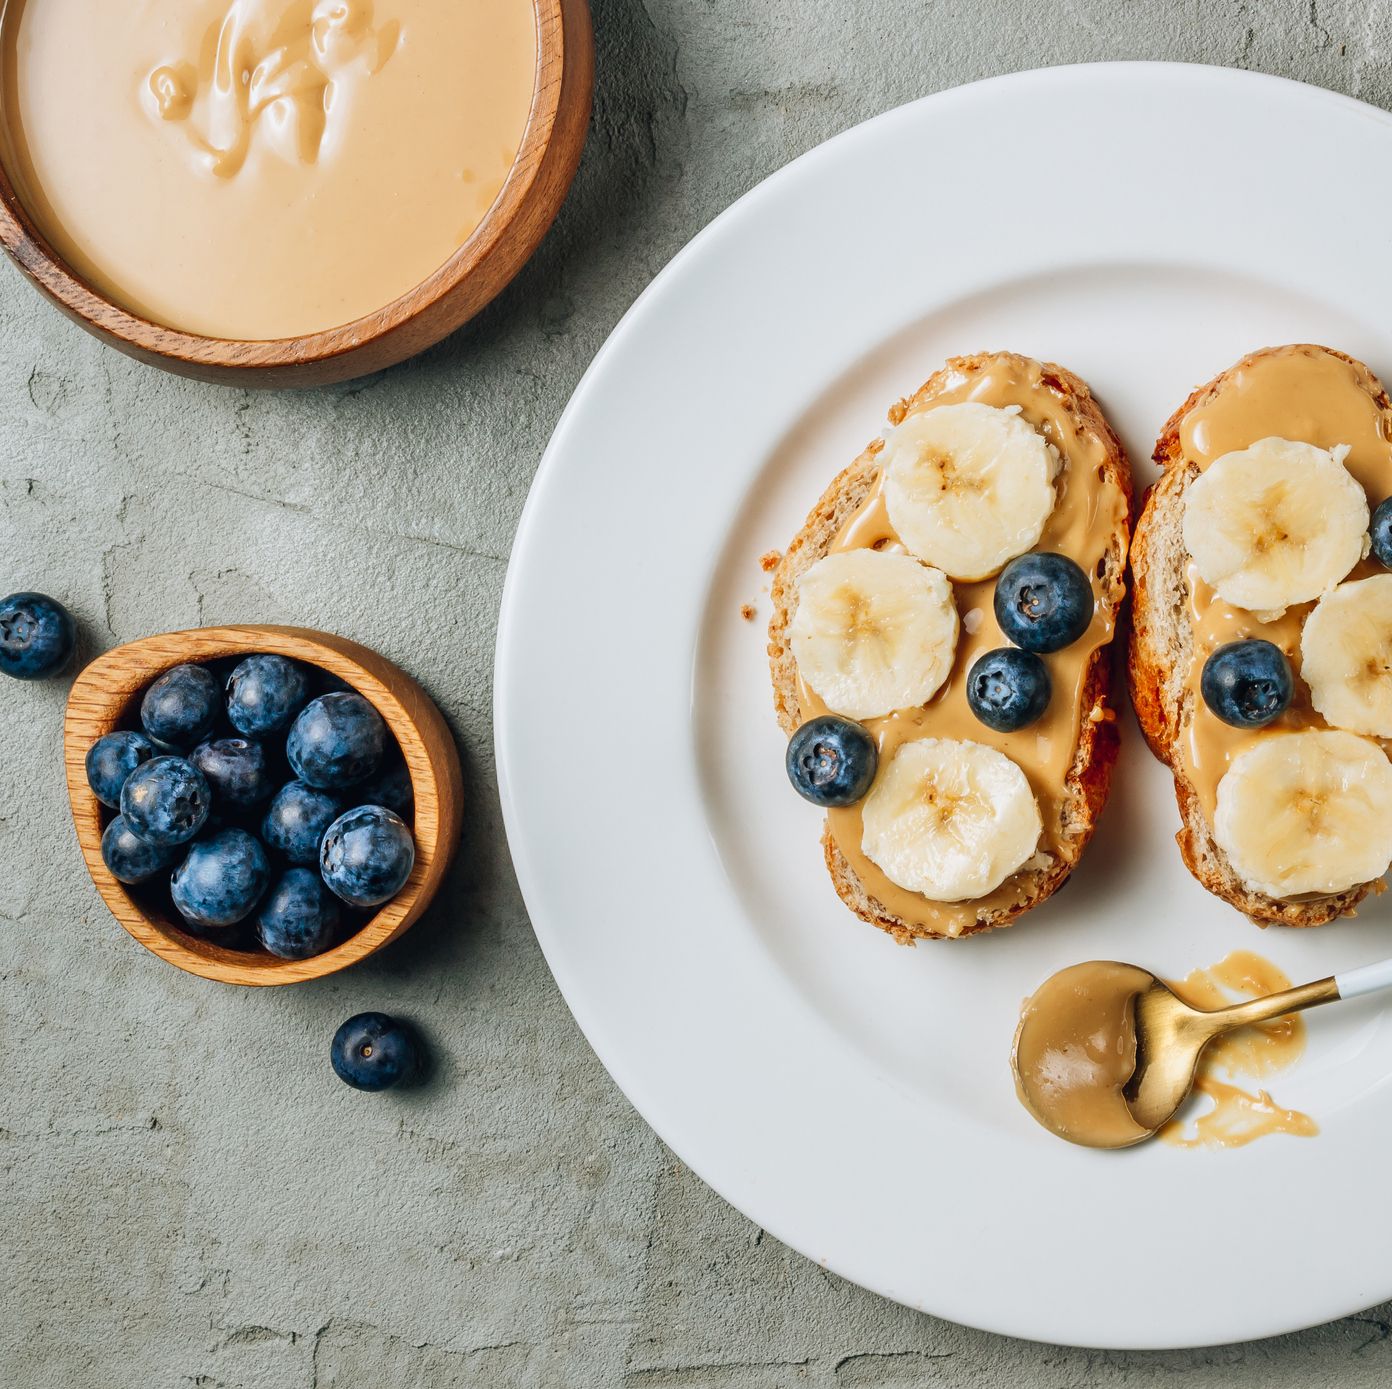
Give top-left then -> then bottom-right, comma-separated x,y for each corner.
1128,344 -> 1391,926
768,352 -> 1133,942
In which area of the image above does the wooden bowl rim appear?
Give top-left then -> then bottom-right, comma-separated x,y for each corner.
65,626 -> 461,986
0,0 -> 577,371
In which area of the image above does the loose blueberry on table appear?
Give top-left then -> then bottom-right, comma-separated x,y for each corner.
1200,639 -> 1294,729
86,730 -> 156,808
262,780 -> 343,865
171,827 -> 271,928
225,653 -> 311,737
141,663 -> 222,748
967,647 -> 1051,731
120,755 -> 211,848
994,552 -> 1094,654
287,692 -> 386,789
320,804 -> 416,907
0,591 -> 76,681
256,866 -> 341,959
785,714 -> 878,807
330,1012 -> 419,1091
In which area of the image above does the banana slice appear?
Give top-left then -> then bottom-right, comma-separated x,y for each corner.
1301,575 -> 1392,737
1213,729 -> 1392,898
790,551 -> 958,720
882,403 -> 1059,581
861,738 -> 1042,901
1182,437 -> 1368,615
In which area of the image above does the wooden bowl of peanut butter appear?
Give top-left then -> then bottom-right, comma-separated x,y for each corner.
0,0 -> 592,386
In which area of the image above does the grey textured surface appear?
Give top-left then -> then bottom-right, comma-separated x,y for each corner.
6,2 -> 1392,1385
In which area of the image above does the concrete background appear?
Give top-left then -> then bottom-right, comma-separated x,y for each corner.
5,1 -> 1392,1384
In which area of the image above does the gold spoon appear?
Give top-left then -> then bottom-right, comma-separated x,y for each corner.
1011,956 -> 1392,1149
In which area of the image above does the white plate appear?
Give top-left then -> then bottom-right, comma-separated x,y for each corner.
496,63 -> 1392,1348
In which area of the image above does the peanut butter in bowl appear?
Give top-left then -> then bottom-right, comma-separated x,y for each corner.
0,0 -> 539,340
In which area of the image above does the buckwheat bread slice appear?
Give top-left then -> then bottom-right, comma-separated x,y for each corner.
768,352 -> 1132,943
1128,344 -> 1388,926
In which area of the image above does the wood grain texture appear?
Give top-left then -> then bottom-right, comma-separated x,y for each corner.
0,0 -> 593,388
64,627 -> 464,986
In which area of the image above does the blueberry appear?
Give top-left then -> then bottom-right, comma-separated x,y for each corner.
262,780 -> 342,865
255,867 -> 341,959
171,828 -> 270,928
966,647 -> 1051,731
141,664 -> 222,748
86,730 -> 156,808
176,909 -> 260,951
287,692 -> 385,790
0,592 -> 76,680
320,805 -> 415,907
225,654 -> 311,737
994,553 -> 1094,653
785,715 -> 878,807
353,755 -> 414,821
330,1012 -> 418,1091
1372,498 -> 1392,569
191,922 -> 260,952
205,656 -> 244,689
190,737 -> 274,809
120,755 -> 211,848
1200,639 -> 1293,729
314,670 -> 357,697
101,815 -> 180,884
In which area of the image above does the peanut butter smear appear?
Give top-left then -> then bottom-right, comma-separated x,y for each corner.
795,356 -> 1128,937
1158,950 -> 1317,1149
1013,951 -> 1317,1150
0,0 -> 537,339
1173,346 -> 1392,826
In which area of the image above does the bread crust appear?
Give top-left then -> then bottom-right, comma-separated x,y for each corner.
1127,344 -> 1387,926
768,352 -> 1133,942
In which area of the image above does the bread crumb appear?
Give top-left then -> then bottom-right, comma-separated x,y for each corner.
740,603 -> 756,622
759,549 -> 782,572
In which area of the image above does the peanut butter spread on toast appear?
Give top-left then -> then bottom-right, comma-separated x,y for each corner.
1174,346 -> 1392,825
794,356 -> 1128,936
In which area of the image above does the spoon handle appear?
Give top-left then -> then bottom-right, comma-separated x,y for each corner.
1206,975 -> 1340,1031
1204,956 -> 1392,1034
1334,956 -> 1392,999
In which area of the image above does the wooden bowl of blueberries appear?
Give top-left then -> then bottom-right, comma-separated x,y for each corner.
63,626 -> 463,986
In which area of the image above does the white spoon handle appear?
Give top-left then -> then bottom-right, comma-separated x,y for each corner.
1335,957 -> 1392,1000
